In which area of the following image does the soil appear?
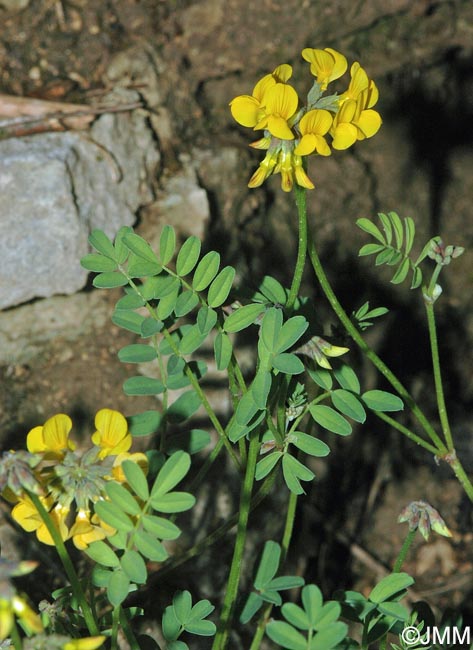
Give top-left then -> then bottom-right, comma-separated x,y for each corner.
1,0 -> 473,647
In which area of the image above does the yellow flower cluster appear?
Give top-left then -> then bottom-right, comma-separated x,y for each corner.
4,409 -> 146,550
230,47 -> 381,192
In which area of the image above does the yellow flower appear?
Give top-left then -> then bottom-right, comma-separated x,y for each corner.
11,495 -> 69,545
230,64 -> 293,129
63,636 -> 106,650
0,594 -> 43,640
340,61 -> 372,102
112,452 -> 148,483
69,509 -> 114,550
27,413 -> 75,458
302,47 -> 347,89
332,62 -> 381,149
274,150 -> 315,193
294,109 -> 332,156
253,83 -> 299,140
91,409 -> 132,459
248,148 -> 280,188
331,94 -> 381,150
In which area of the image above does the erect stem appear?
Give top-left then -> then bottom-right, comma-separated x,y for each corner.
212,432 -> 260,650
424,300 -> 453,450
111,605 -> 121,650
26,491 -> 99,636
306,228 -> 447,454
287,184 -> 308,310
249,489 -> 299,650
9,619 -> 23,650
393,528 -> 417,573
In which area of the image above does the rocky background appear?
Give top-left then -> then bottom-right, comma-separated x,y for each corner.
1,0 -> 473,646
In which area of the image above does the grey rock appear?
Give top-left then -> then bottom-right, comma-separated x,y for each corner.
0,0 -> 30,10
0,291 -> 110,365
0,93 -> 160,310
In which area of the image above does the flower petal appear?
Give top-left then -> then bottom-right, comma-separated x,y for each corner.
42,414 -> 74,453
356,109 -> 382,139
229,95 -> 261,127
299,109 -> 333,136
332,123 -> 358,150
267,115 -> 294,140
264,83 -> 299,120
272,63 -> 292,83
26,426 -> 47,453
294,134 -> 316,156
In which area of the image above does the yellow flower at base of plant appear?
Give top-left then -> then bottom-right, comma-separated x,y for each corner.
63,636 -> 106,650
112,451 -> 148,483
0,594 -> 43,640
69,509 -> 114,550
27,413 -> 75,458
302,47 -> 347,89
294,109 -> 332,156
12,496 -> 70,545
92,409 -> 132,459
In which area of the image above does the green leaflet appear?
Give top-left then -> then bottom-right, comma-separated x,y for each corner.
81,253 -> 117,272
159,225 -> 176,265
214,331 -> 233,370
192,251 -> 221,291
224,303 -> 266,332
362,389 -> 404,412
207,266 -> 235,307
176,236 -> 201,276
123,376 -> 165,396
93,272 -> 128,288
118,344 -> 157,363
88,229 -> 116,258
309,405 -> 352,436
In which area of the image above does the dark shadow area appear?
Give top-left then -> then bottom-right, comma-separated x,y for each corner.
387,47 -> 473,235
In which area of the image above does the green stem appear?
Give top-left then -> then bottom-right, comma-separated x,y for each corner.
119,609 -> 141,650
212,433 -> 260,650
448,455 -> 473,503
393,528 -> 417,573
111,606 -> 121,650
424,301 -> 453,450
9,619 -> 23,650
306,228 -> 447,454
280,490 -> 298,561
287,184 -> 308,310
26,491 -> 99,636
249,489 -> 299,650
152,473 -> 276,583
374,412 -> 439,455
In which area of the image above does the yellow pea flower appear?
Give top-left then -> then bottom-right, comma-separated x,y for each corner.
253,83 -> 299,140
294,109 -> 333,156
63,636 -> 106,650
27,413 -> 75,458
12,496 -> 70,545
112,451 -> 148,483
302,47 -> 347,89
91,409 -> 132,459
229,64 -> 293,129
69,509 -> 114,550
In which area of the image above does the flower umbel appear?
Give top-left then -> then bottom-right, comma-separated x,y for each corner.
398,500 -> 452,541
230,47 -> 381,191
2,409 -> 147,549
